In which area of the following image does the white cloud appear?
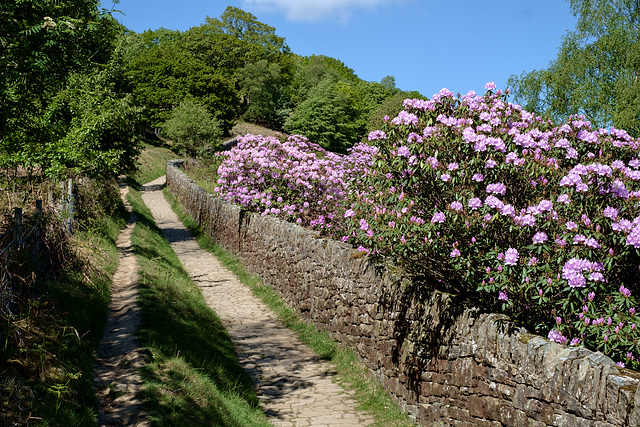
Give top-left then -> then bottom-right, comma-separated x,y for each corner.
241,0 -> 389,23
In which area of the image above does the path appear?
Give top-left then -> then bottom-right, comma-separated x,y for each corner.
93,182 -> 149,427
141,176 -> 375,427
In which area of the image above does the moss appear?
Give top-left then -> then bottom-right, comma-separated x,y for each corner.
518,333 -> 537,344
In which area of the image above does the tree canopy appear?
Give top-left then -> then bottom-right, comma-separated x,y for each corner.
508,0 -> 640,135
0,0 -> 141,179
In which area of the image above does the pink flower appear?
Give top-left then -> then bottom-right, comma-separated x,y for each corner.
532,232 -> 548,244
504,248 -> 519,265
468,198 -> 482,210
450,248 -> 461,257
498,290 -> 508,301
449,201 -> 464,211
548,329 -> 567,344
431,211 -> 446,223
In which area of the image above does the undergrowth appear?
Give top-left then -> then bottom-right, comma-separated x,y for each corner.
0,177 -> 125,426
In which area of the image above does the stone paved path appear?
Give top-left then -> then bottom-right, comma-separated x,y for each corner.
141,176 -> 375,427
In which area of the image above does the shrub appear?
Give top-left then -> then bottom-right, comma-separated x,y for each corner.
345,83 -> 640,368
214,133 -> 375,236
163,99 -> 223,157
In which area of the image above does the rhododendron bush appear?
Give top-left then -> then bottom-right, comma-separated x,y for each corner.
214,84 -> 640,369
215,134 -> 376,232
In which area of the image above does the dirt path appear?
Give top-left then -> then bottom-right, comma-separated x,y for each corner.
93,182 -> 149,427
141,176 -> 375,427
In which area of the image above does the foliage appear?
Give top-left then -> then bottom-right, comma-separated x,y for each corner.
367,91 -> 423,133
42,58 -> 142,178
238,59 -> 291,129
283,78 -> 360,152
125,39 -> 239,131
215,84 -> 640,369
0,0 -> 141,180
162,99 -> 223,157
508,0 -> 640,136
1,178 -> 124,425
347,84 -> 640,369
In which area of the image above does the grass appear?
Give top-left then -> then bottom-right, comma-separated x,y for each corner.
130,140 -> 180,186
126,179 -> 271,427
0,184 -> 125,426
163,187 -> 415,427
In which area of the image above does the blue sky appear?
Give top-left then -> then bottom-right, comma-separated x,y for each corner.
109,0 -> 578,99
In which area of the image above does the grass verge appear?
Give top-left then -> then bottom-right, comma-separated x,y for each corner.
130,140 -> 180,186
126,181 -> 270,426
163,187 -> 414,427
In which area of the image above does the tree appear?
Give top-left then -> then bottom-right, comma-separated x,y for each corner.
162,99 -> 222,157
41,56 -> 142,178
380,75 -> 399,94
238,60 -> 291,129
284,78 -> 358,152
0,0 -> 140,179
125,40 -> 239,132
508,0 -> 640,135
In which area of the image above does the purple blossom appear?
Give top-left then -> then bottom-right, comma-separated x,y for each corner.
397,145 -> 411,158
440,173 -> 451,182
533,232 -> 548,244
368,130 -> 387,141
620,285 -> 632,298
391,110 -> 419,126
472,173 -> 485,182
485,195 -> 504,210
603,206 -> 618,220
504,248 -> 519,265
626,225 -> 640,248
486,182 -> 507,195
485,81 -> 497,90
449,201 -> 464,211
450,248 -> 461,257
548,329 -> 567,344
565,221 -> 578,231
431,211 -> 446,223
359,218 -> 369,231
562,257 -> 604,288
468,198 -> 482,210
498,290 -> 508,301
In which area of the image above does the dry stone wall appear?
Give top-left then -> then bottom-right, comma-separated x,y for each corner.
166,159 -> 640,426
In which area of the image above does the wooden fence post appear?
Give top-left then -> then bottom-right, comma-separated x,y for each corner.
14,207 -> 22,248
67,178 -> 74,233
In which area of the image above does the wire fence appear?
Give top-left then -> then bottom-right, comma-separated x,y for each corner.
1,179 -> 76,346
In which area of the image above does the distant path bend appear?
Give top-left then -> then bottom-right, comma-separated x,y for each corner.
141,175 -> 375,427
